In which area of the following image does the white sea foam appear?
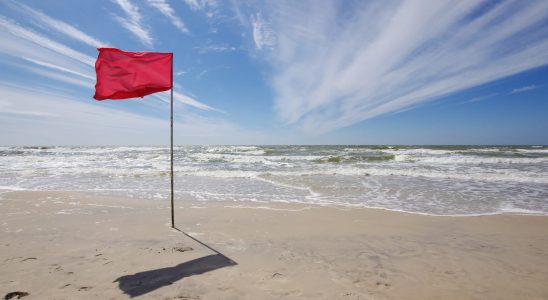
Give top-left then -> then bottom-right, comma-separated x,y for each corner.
223,204 -> 316,212
515,148 -> 548,153
1,145 -> 547,216
499,204 -> 546,215
204,145 -> 263,154
394,155 -> 548,165
0,186 -> 27,191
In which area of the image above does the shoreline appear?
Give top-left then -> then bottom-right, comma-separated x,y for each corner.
2,188 -> 547,218
1,191 -> 548,299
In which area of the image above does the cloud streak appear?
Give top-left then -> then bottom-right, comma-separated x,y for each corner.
0,16 -> 95,67
0,82 -> 244,145
3,0 -> 107,48
184,0 -> 219,19
194,43 -> 236,54
512,85 -> 538,93
251,12 -> 274,51
460,93 -> 498,105
0,16 -> 217,112
257,0 -> 548,133
146,0 -> 188,33
112,0 -> 153,47
0,15 -> 95,87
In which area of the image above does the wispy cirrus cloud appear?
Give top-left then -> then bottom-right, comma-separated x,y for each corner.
18,64 -> 91,88
174,91 -> 216,111
460,93 -> 498,105
252,0 -> 548,133
0,16 -> 215,112
511,85 -> 538,93
0,16 -> 95,66
0,82 -> 244,145
149,90 -> 217,112
194,43 -> 236,54
146,0 -> 188,33
112,0 -> 153,47
19,56 -> 94,80
0,15 -> 95,81
3,0 -> 107,48
184,0 -> 219,19
251,12 -> 274,51
462,83 -> 541,105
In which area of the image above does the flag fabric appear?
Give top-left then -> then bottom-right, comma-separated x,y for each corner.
94,48 -> 173,100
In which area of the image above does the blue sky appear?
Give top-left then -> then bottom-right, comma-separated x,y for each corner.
0,0 -> 547,145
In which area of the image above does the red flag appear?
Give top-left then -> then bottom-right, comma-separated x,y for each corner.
94,48 -> 172,100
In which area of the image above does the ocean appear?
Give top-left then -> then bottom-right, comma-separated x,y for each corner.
1,145 -> 547,216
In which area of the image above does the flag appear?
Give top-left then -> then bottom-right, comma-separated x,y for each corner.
94,48 -> 173,100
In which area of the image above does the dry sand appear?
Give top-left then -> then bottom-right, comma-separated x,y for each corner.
1,191 -> 547,299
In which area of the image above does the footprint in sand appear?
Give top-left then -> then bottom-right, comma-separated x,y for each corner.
48,264 -> 63,273
4,257 -> 22,262
375,281 -> 392,289
19,257 -> 37,262
4,291 -> 29,299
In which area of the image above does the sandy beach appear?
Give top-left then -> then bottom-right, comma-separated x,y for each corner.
2,0 -> 548,298
1,191 -> 548,299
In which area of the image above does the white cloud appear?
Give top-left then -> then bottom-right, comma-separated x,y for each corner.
251,12 -> 274,51
0,83 -> 250,145
18,64 -> 91,88
184,0 -> 219,18
19,56 -> 94,80
195,43 -> 236,53
0,16 -> 95,67
4,0 -> 107,48
0,15 -> 95,87
150,90 -> 224,112
173,91 -> 214,110
146,0 -> 188,33
460,93 -> 498,105
112,0 -> 153,47
255,0 -> 548,133
149,91 -> 213,111
0,16 -> 217,112
512,85 -> 538,93
184,0 -> 200,11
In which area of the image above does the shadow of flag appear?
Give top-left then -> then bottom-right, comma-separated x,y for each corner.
114,253 -> 237,297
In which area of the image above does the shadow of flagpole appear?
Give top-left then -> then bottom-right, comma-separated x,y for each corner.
114,228 -> 237,298
172,227 -> 235,261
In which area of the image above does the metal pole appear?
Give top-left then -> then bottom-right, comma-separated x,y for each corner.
170,54 -> 174,228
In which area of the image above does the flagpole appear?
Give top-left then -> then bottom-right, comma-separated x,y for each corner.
170,55 -> 175,228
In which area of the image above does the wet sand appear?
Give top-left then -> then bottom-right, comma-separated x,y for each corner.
1,191 -> 547,299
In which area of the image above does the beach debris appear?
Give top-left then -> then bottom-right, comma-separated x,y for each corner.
4,291 -> 29,299
271,272 -> 283,278
172,245 -> 193,253
174,296 -> 200,299
78,286 -> 92,291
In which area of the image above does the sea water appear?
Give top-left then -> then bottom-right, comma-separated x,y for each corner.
0,145 -> 547,216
